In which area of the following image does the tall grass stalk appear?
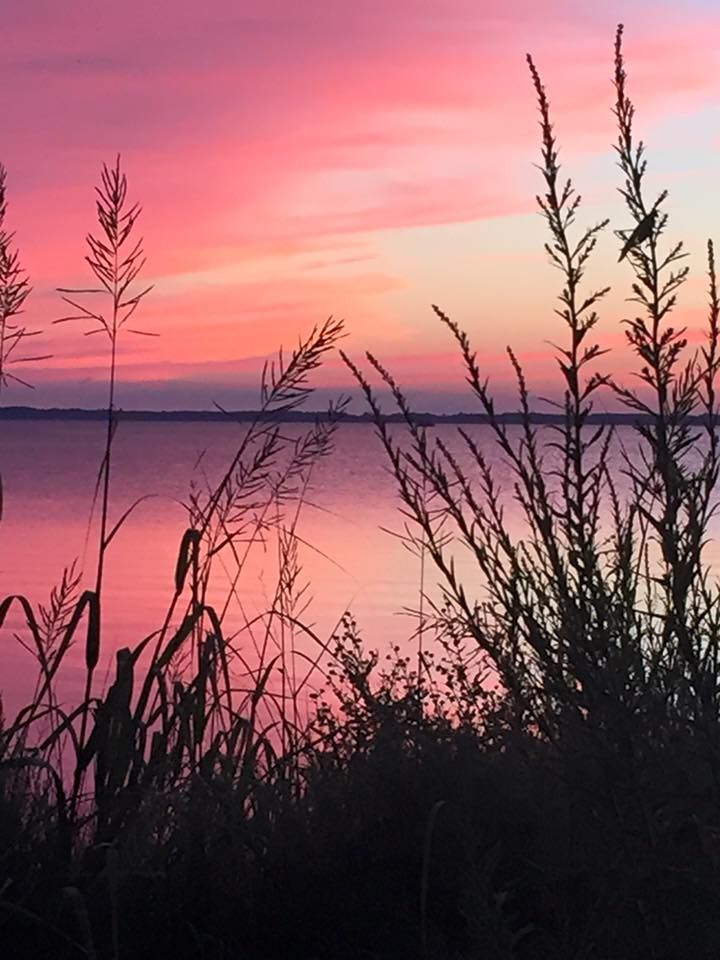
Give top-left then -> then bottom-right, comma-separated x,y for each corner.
54,157 -> 153,813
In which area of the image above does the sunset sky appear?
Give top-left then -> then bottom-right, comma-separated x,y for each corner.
3,0 -> 720,412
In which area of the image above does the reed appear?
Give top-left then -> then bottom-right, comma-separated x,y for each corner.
0,154 -> 350,956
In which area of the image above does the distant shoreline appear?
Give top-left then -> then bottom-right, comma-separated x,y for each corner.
0,405 -> 712,426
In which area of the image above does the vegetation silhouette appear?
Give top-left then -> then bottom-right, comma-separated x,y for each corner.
3,21 -> 720,960
0,164 -> 48,398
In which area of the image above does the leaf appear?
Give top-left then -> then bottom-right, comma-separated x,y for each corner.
59,590 -> 100,672
104,494 -> 158,548
174,528 -> 200,593
155,607 -> 204,672
0,593 -> 41,645
85,592 -> 101,672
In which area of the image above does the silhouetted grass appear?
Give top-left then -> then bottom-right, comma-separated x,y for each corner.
3,20 -> 720,960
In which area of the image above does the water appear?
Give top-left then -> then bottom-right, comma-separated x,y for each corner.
2,419 -> 719,716
0,420 -> 444,712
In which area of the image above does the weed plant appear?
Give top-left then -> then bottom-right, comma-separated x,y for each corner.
0,165 -> 48,401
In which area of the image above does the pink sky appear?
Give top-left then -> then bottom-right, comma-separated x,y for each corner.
3,0 -> 720,411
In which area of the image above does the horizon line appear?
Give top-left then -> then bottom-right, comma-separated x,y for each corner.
0,405 -> 705,426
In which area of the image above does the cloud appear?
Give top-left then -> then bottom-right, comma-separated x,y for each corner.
2,1 -> 719,409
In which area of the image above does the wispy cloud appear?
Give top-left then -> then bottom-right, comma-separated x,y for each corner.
2,1 -> 719,408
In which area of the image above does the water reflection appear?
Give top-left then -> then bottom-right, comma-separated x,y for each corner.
2,420 -> 720,717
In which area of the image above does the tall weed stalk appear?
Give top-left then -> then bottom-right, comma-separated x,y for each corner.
344,24 -> 720,755
54,157 -> 153,813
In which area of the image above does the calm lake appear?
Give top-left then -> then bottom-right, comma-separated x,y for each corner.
2,419 -> 719,715
0,420 -> 454,713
